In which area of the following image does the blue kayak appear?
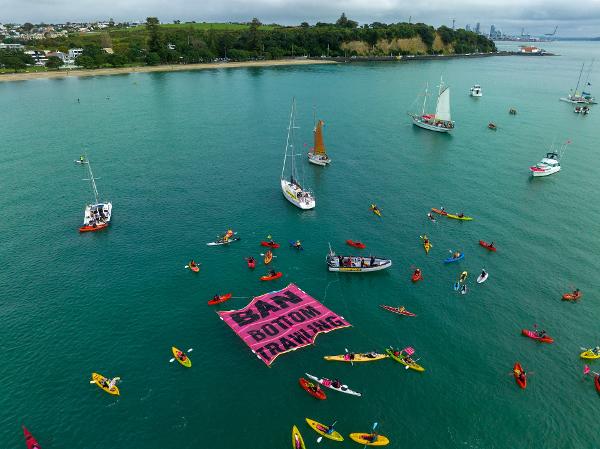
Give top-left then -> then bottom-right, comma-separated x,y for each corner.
444,253 -> 464,263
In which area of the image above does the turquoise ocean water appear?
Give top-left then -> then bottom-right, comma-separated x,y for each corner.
1,41 -> 599,448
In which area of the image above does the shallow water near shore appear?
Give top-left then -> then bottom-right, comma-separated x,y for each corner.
1,41 -> 599,448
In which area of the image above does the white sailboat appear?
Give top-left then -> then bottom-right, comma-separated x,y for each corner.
79,158 -> 112,232
560,62 -> 597,105
307,112 -> 330,166
409,77 -> 455,133
281,99 -> 316,210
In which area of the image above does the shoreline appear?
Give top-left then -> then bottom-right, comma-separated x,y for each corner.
0,59 -> 337,83
0,51 -> 554,83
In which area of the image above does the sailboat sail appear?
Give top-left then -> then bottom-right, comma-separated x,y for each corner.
313,120 -> 326,155
435,87 -> 451,122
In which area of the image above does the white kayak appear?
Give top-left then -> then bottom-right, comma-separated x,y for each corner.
476,271 -> 489,284
74,160 -> 88,164
305,373 -> 362,397
206,237 -> 240,246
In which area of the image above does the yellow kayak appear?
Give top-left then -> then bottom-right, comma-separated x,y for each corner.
349,433 -> 390,446
385,348 -> 425,372
91,372 -> 120,396
324,353 -> 388,362
370,204 -> 382,216
580,349 -> 600,359
421,235 -> 432,254
305,418 -> 344,441
447,214 -> 473,221
172,346 -> 192,367
292,425 -> 306,449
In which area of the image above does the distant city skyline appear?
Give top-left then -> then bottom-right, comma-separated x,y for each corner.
2,0 -> 600,37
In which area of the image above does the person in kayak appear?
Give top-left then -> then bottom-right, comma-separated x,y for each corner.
267,269 -> 277,277
536,329 -> 547,338
489,242 -> 495,248
213,293 -> 220,301
79,155 -> 85,162
176,350 -> 187,362
480,269 -> 487,277
440,207 -> 445,212
293,240 -> 302,249
452,251 -> 461,258
594,346 -> 600,355
398,306 -> 406,312
458,212 -> 465,218
331,379 -> 342,389
189,260 -> 197,268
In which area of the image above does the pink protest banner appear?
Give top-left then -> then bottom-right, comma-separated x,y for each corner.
218,283 -> 351,366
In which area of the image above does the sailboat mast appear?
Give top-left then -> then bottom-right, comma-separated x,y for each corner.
437,76 -> 444,110
281,100 -> 294,180
290,99 -> 296,182
421,83 -> 428,115
574,62 -> 585,94
86,160 -> 100,204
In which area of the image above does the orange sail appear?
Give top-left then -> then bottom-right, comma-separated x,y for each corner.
313,120 -> 326,155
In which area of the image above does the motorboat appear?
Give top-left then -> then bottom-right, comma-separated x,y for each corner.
326,246 -> 391,272
529,152 -> 561,177
470,84 -> 482,97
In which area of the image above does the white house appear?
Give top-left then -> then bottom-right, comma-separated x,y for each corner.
68,48 -> 84,59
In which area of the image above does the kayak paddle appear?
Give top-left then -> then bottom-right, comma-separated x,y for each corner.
169,348 -> 193,363
316,420 -> 338,443
344,348 -> 354,366
362,422 -> 378,449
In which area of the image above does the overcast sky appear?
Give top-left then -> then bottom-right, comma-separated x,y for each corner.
2,0 -> 600,37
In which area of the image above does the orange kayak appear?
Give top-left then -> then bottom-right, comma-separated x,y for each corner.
208,293 -> 232,305
264,250 -> 273,264
261,272 -> 282,281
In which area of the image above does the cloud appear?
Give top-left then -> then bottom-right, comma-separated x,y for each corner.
2,0 -> 600,36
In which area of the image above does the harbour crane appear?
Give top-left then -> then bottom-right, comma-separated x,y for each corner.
544,26 -> 558,36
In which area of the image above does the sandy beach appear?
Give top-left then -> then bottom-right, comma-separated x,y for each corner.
0,58 -> 337,82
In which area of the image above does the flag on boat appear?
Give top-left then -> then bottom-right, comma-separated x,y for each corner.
403,347 -> 415,355
217,283 -> 351,366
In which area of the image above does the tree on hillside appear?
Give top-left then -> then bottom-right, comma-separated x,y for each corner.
76,55 -> 95,69
245,18 -> 262,52
336,13 -> 358,29
45,56 -> 63,69
146,17 -> 162,53
22,22 -> 34,31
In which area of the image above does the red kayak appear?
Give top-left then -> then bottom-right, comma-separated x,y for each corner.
431,208 -> 448,216
380,305 -> 416,317
245,257 -> 256,269
260,272 -> 282,281
23,426 -> 40,449
562,291 -> 582,301
479,240 -> 497,252
513,362 -> 527,389
299,377 -> 326,400
346,240 -> 366,249
79,223 -> 108,232
261,241 -> 280,248
411,269 -> 423,282
208,293 -> 232,306
521,329 -> 554,343
595,375 -> 600,394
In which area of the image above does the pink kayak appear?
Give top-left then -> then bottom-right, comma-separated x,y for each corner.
521,329 -> 554,343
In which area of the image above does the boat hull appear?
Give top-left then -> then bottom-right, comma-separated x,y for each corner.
411,116 -> 453,133
560,97 -> 597,105
281,179 -> 315,210
80,202 -> 112,231
530,166 -> 560,177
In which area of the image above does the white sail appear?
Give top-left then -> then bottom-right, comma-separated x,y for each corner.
435,87 -> 451,121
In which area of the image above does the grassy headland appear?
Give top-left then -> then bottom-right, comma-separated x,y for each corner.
9,15 -> 496,71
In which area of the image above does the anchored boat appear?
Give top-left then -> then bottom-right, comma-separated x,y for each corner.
326,245 -> 391,272
307,112 -> 330,166
560,62 -> 597,105
529,141 -> 570,177
470,84 -> 482,97
79,158 -> 112,232
409,77 -> 454,133
281,99 -> 315,210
